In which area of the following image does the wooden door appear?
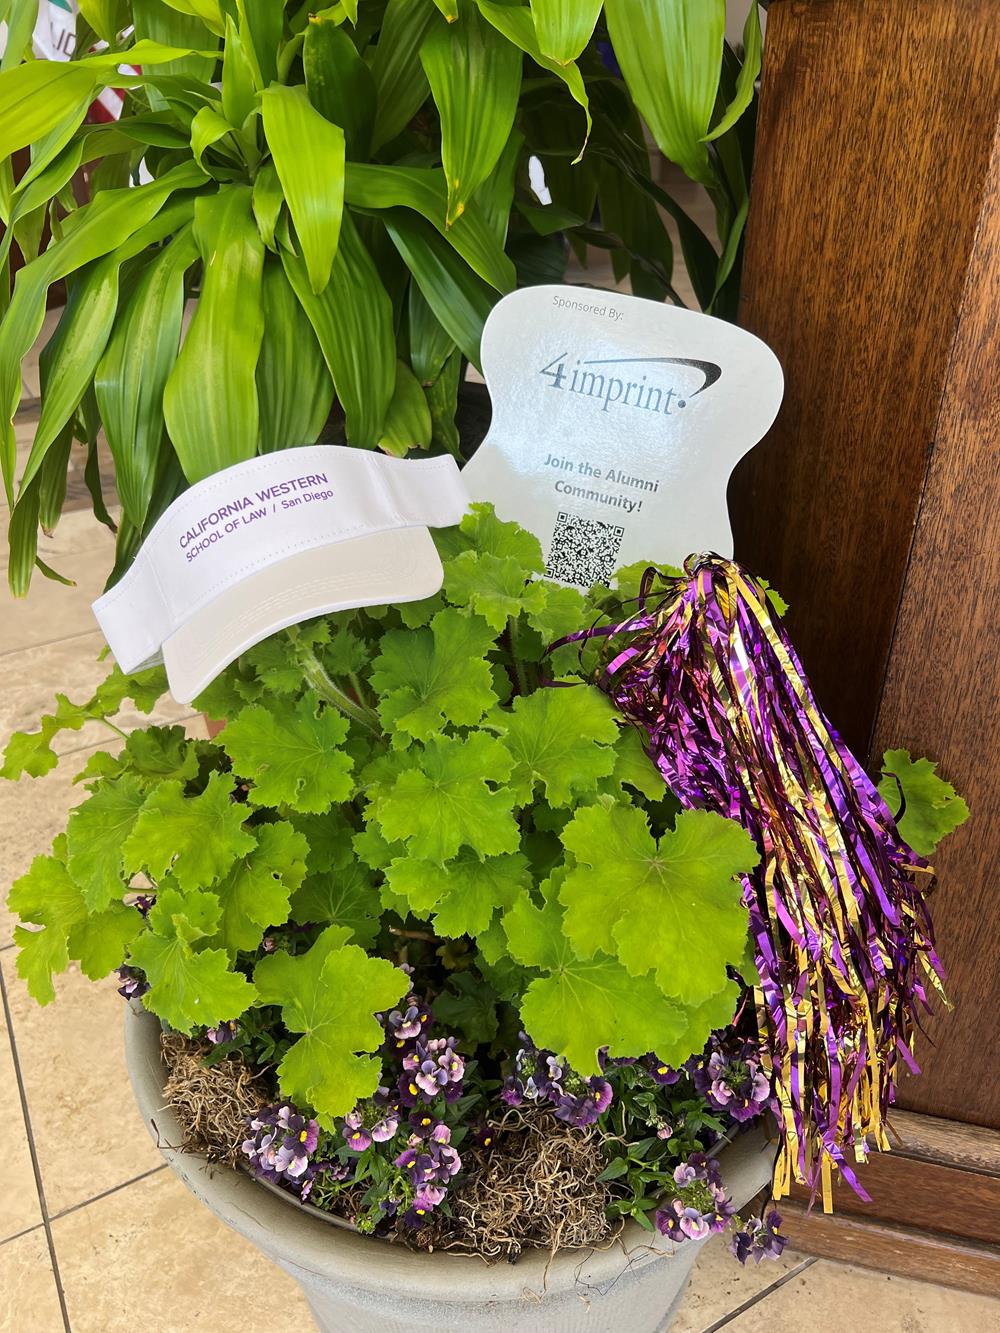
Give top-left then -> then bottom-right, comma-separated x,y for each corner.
730,0 -> 1000,1294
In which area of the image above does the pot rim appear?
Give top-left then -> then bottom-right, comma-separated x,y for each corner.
125,1003 -> 775,1304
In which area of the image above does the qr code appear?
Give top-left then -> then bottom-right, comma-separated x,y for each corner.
545,512 -> 625,587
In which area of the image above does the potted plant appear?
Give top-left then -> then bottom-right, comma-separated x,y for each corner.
0,0 -> 761,596
3,505 -> 968,1330
0,4 -> 971,1328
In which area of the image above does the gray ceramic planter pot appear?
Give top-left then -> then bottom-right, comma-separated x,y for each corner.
126,1004 -> 774,1333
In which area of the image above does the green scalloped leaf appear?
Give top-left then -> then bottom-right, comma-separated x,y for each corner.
484,685 -> 618,806
370,606 -> 499,744
253,925 -> 407,1122
560,804 -> 757,1004
289,852 -> 383,947
122,773 -> 256,893
878,749 -> 970,858
8,847 -> 85,1002
212,822 -> 309,953
221,696 -> 354,813
66,774 -> 147,912
375,732 -> 518,864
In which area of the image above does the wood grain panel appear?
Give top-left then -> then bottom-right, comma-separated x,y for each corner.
886,1110 -> 1000,1175
730,0 -> 1000,754
782,1203 -> 1000,1298
791,1155 -> 1000,1242
869,115 -> 1000,1126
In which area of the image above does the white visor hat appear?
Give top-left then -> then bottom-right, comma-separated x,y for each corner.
92,446 -> 471,705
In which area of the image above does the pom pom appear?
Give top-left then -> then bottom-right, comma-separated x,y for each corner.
581,555 -> 943,1209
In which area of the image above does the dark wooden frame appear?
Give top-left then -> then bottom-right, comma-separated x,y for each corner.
731,0 -> 1000,1293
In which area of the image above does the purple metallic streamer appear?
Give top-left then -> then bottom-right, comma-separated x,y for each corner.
566,554 -> 943,1208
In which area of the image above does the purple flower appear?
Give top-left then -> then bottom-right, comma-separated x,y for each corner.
205,1020 -> 238,1044
552,1077 -> 613,1128
399,1036 -> 465,1104
116,965 -> 148,999
656,1123 -> 674,1140
692,1034 -> 772,1126
403,1191 -> 440,1228
385,996 -> 433,1050
371,1109 -> 399,1143
394,1134 -> 462,1191
342,1110 -> 373,1153
678,1206 -> 711,1240
655,1207 -> 684,1240
473,1122 -> 497,1152
760,1211 -> 787,1258
242,1104 -> 319,1184
646,1055 -> 681,1085
500,1075 -> 524,1107
730,1228 -> 755,1263
729,1212 -> 787,1265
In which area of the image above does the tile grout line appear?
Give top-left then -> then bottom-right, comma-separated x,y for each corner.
0,956 -> 73,1332
0,1221 -> 44,1250
698,1257 -> 818,1333
49,1164 -> 168,1223
0,627 -> 106,662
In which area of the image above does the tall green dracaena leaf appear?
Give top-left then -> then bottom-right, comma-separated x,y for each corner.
261,84 -> 345,296
528,0 -> 602,64
379,360 -> 432,457
304,14 -> 376,160
77,0 -> 127,43
0,161 -> 205,506
221,13 -> 259,132
0,61 -> 96,163
95,226 -> 199,530
9,197 -> 196,580
132,0 -> 220,108
281,210 -> 394,448
240,0 -> 283,86
256,257 -> 334,452
477,1 -> 590,153
160,0 -> 225,38
384,210 -> 494,369
369,0 -> 437,151
420,0 -> 522,227
344,163 -> 515,293
163,186 -> 265,482
603,0 -> 725,188
705,1 -> 763,144
1,1 -> 40,73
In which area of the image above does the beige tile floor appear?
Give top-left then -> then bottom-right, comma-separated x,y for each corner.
3,261 -> 1000,1333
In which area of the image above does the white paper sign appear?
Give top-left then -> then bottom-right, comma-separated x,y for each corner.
462,285 -> 783,583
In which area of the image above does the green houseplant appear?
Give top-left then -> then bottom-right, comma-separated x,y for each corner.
0,0 -> 762,594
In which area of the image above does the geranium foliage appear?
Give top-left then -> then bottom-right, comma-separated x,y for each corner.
6,506 -> 769,1116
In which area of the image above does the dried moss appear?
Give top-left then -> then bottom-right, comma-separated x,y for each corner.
438,1108 -> 619,1262
160,1032 -> 265,1168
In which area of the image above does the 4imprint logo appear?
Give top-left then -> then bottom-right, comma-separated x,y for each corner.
538,353 -> 722,418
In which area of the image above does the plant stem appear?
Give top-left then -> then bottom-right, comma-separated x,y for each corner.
299,648 -> 381,733
506,616 -> 530,696
348,670 -> 371,709
99,718 -> 129,741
